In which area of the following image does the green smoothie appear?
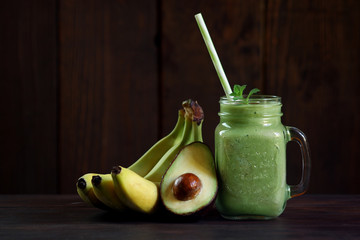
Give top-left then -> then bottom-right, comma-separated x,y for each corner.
215,96 -> 291,219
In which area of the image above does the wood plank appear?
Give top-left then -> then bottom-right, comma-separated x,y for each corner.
0,195 -> 359,239
264,0 -> 360,193
59,0 -> 158,193
161,0 -> 264,151
0,1 -> 57,193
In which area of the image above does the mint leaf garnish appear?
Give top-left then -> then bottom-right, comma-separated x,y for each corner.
245,88 -> 260,102
230,84 -> 247,100
231,85 -> 260,103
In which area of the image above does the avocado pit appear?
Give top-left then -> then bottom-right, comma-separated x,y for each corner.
172,173 -> 202,201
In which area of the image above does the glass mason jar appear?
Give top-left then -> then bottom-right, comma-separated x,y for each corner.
215,95 -> 310,220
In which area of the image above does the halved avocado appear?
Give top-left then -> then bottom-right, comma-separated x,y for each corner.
160,142 -> 218,215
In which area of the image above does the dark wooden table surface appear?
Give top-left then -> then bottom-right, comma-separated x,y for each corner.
0,194 -> 359,239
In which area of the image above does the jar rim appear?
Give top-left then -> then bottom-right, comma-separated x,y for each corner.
220,95 -> 281,104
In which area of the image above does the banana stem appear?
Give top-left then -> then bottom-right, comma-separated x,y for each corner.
193,121 -> 203,142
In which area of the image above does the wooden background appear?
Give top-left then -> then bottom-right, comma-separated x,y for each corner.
1,0 -> 359,194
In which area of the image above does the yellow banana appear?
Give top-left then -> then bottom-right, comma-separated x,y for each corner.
76,173 -> 109,210
77,106 -> 184,208
111,166 -> 159,214
91,174 -> 125,211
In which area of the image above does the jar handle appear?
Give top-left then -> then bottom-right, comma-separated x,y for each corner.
286,126 -> 311,198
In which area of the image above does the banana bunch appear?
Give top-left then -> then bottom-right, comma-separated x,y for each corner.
76,99 -> 204,214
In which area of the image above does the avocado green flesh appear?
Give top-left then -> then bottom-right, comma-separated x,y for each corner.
160,142 -> 218,215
